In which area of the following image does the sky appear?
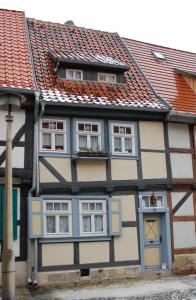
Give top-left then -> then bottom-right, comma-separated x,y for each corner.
1,0 -> 196,53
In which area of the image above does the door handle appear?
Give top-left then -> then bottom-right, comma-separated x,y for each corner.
160,235 -> 162,243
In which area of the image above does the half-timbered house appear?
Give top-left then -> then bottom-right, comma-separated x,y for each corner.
125,38 -> 196,273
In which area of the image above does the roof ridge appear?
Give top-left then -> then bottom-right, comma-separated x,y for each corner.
0,8 -> 24,13
123,37 -> 196,56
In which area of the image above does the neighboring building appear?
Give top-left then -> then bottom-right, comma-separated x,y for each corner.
124,38 -> 196,273
26,18 -> 173,285
0,9 -> 36,285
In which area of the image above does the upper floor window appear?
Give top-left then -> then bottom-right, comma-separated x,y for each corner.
79,200 -> 107,236
76,120 -> 102,152
40,119 -> 66,152
44,200 -> 72,236
98,73 -> 116,83
66,69 -> 83,80
141,193 -> 165,208
111,122 -> 135,155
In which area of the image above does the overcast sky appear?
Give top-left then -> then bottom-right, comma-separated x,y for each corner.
1,0 -> 196,53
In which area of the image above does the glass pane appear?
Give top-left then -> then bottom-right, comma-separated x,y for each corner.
50,122 -> 56,129
92,124 -> 98,132
114,137 -> 122,152
99,74 -> 106,81
85,124 -> 91,132
157,196 -> 163,207
75,71 -> 82,79
113,126 -> 119,134
57,122 -> 64,130
61,203 -> 68,211
90,136 -> 99,150
42,122 -> 49,129
79,135 -> 88,151
46,216 -> 55,233
55,134 -> 64,150
126,127 -> 131,134
142,196 -> 149,207
95,215 -> 103,232
54,203 -> 60,211
67,70 -> 74,79
42,133 -> 51,150
90,203 -> 95,210
96,203 -> 102,211
82,216 -> 91,232
82,203 -> 88,211
59,216 -> 68,233
78,123 -> 84,131
46,203 -> 53,211
125,138 -> 132,153
108,74 -> 116,83
119,127 -> 125,134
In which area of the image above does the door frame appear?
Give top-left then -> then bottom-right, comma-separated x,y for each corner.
138,191 -> 172,272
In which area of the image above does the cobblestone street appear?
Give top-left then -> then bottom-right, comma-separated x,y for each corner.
12,274 -> 196,300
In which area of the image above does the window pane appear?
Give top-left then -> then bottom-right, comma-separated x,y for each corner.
67,70 -> 74,79
75,71 -> 82,79
113,126 -> 119,134
108,74 -> 116,83
61,203 -> 68,211
90,136 -> 99,150
46,216 -> 55,233
85,124 -> 91,132
119,127 -> 125,134
142,196 -> 149,207
157,196 -> 163,207
92,124 -> 98,132
50,122 -> 56,130
55,134 -> 64,150
99,74 -> 106,81
57,122 -> 64,130
114,137 -> 122,152
96,203 -> 102,211
59,216 -> 68,233
42,133 -> 51,149
78,123 -> 84,131
54,203 -> 61,211
95,215 -> 103,232
46,203 -> 53,211
82,216 -> 91,232
79,135 -> 88,151
90,203 -> 95,210
82,203 -> 88,211
126,127 -> 131,134
125,138 -> 132,153
42,122 -> 49,129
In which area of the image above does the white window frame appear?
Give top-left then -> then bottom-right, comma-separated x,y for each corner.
141,194 -> 165,209
111,122 -> 135,156
79,200 -> 107,236
76,120 -> 102,152
66,69 -> 83,80
98,72 -> 117,83
40,119 -> 67,152
43,200 -> 72,237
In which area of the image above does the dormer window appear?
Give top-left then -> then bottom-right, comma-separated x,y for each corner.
66,69 -> 83,80
98,73 -> 117,83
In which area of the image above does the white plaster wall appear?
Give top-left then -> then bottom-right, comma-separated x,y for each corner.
170,153 -> 193,178
0,147 -> 24,168
172,192 -> 194,216
173,222 -> 196,248
0,110 -> 25,140
168,123 -> 190,149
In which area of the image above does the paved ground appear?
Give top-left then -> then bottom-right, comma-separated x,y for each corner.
1,274 -> 196,299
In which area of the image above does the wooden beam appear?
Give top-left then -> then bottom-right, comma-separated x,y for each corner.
172,215 -> 195,222
174,247 -> 196,255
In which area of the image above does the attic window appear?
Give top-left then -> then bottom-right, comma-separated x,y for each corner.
66,69 -> 83,80
98,73 -> 116,83
152,51 -> 166,60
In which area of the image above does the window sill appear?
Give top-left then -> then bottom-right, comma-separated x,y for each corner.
39,236 -> 112,243
72,152 -> 109,160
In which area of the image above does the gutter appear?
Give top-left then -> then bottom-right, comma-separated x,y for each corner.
167,111 -> 196,124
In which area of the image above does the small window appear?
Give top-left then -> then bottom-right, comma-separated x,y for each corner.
141,193 -> 165,208
152,51 -> 166,60
98,73 -> 116,83
44,200 -> 72,236
111,123 -> 135,156
76,120 -> 102,152
40,120 -> 66,152
66,69 -> 83,80
80,200 -> 107,236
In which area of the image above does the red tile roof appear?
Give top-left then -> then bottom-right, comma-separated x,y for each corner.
27,19 -> 165,110
0,9 -> 35,91
124,38 -> 196,115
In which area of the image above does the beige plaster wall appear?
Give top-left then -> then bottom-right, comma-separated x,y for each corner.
120,195 -> 136,222
79,242 -> 109,264
111,159 -> 138,180
39,161 -> 58,183
114,227 -> 139,261
77,160 -> 106,181
171,192 -> 194,216
141,152 -> 167,179
45,157 -> 72,181
42,243 -> 74,266
173,222 -> 196,248
139,121 -> 165,150
168,123 -> 190,149
170,153 -> 193,178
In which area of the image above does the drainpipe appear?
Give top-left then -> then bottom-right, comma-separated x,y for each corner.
27,91 -> 40,284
